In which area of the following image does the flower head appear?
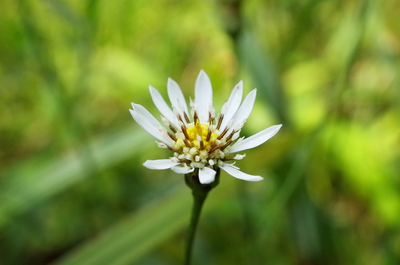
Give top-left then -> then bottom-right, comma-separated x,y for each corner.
130,70 -> 282,184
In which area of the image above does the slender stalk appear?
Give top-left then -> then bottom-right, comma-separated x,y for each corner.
183,168 -> 220,265
184,190 -> 208,265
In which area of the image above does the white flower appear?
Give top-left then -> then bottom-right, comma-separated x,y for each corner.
129,70 -> 282,184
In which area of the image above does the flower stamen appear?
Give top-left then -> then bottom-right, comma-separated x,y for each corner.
221,157 -> 235,161
206,127 -> 212,142
184,112 -> 190,123
169,124 -> 177,133
168,132 -> 178,142
208,112 -> 214,123
193,111 -> 199,124
184,139 -> 191,147
209,144 -> 220,153
181,125 -> 190,140
216,114 -> 223,130
217,127 -> 229,140
225,130 -> 236,141
167,145 -> 180,153
220,139 -> 233,151
199,137 -> 205,150
177,113 -> 185,124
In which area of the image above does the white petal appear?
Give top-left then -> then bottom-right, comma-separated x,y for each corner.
220,164 -> 263,182
195,70 -> 213,123
143,159 -> 179,170
199,167 -> 216,184
230,89 -> 257,129
167,78 -> 188,116
130,103 -> 174,146
220,80 -> 243,131
229,124 -> 282,153
171,165 -> 195,174
149,85 -> 179,127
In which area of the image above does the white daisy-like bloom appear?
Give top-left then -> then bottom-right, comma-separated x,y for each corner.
129,70 -> 282,184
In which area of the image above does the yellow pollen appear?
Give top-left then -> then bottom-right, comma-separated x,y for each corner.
186,124 -> 208,141
174,123 -> 219,150
173,122 -> 232,168
187,124 -> 217,147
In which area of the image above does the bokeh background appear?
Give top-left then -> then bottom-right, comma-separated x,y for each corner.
1,0 -> 400,264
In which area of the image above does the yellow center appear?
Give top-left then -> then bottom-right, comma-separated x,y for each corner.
189,124 -> 218,148
174,124 -> 219,150
172,122 -> 228,167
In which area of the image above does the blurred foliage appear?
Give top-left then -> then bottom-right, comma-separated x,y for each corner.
1,0 -> 399,264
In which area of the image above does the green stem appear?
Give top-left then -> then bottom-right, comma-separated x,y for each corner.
183,168 -> 220,265
184,190 -> 208,265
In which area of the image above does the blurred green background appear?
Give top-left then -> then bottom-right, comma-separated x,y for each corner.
1,0 -> 399,264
